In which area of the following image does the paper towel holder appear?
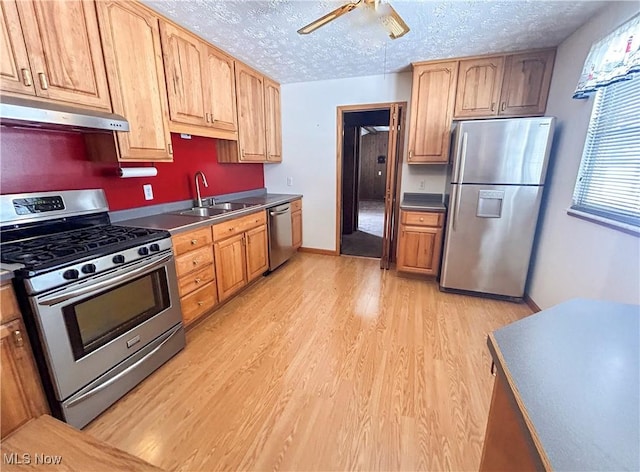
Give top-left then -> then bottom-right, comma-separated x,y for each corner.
117,164 -> 158,178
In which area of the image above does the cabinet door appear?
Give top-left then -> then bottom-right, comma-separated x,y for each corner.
214,233 -> 247,302
204,46 -> 237,132
292,210 -> 302,250
499,49 -> 555,117
396,225 -> 443,275
1,319 -> 49,438
454,56 -> 504,118
245,225 -> 268,282
235,62 -> 266,162
0,0 -> 34,96
16,0 -> 111,110
159,21 -> 207,127
96,1 -> 172,161
408,61 -> 458,163
264,78 -> 282,162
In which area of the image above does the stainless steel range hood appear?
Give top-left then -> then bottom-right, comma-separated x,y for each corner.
0,95 -> 129,132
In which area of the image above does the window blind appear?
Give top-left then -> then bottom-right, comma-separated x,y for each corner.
571,78 -> 640,228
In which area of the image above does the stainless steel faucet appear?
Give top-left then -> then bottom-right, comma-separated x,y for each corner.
194,171 -> 209,207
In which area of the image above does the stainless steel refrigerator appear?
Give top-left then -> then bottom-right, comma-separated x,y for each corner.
440,117 -> 555,300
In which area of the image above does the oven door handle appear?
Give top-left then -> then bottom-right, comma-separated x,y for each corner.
65,324 -> 182,408
38,253 -> 173,306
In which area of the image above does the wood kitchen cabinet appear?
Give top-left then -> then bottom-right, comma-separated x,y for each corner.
212,211 -> 268,302
396,210 -> 444,275
90,0 -> 172,162
159,21 -> 238,140
172,227 -> 217,327
0,0 -> 111,110
291,198 -> 302,250
499,49 -> 555,117
408,61 -> 458,164
264,78 -> 282,162
0,283 -> 49,439
454,56 -> 505,118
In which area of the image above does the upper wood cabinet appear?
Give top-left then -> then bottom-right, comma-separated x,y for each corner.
264,78 -> 282,162
0,0 -> 111,110
408,61 -> 458,164
499,49 -> 555,117
94,1 -> 172,162
159,21 -> 237,139
235,62 -> 267,161
454,56 -> 504,118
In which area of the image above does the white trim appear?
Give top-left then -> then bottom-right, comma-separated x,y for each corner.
566,207 -> 640,236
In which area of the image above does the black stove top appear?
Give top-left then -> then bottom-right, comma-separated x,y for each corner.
1,224 -> 170,273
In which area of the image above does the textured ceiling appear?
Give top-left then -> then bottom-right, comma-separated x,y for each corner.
143,0 -> 608,84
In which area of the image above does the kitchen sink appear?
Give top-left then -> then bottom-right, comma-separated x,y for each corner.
208,202 -> 253,211
177,207 -> 228,217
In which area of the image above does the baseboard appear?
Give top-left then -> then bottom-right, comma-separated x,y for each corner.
298,247 -> 339,256
524,294 -> 541,313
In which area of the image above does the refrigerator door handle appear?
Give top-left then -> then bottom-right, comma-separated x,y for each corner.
452,183 -> 462,231
454,132 -> 468,183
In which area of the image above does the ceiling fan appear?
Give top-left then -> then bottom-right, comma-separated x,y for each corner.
297,0 -> 410,40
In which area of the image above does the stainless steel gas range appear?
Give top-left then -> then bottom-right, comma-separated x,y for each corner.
0,189 -> 185,428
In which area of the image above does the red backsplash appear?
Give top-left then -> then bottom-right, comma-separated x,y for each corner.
0,127 -> 264,211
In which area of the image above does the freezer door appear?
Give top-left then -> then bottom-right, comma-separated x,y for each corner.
440,184 -> 543,298
451,118 -> 554,185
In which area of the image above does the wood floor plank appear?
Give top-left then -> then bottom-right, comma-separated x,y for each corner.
84,253 -> 532,471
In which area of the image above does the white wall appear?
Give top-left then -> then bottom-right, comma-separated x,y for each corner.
528,2 -> 640,309
265,72 -> 448,251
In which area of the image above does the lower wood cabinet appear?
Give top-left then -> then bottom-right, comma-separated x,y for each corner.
291,198 -> 302,250
213,210 -> 268,302
172,227 -> 217,327
396,210 -> 444,275
0,284 -> 49,438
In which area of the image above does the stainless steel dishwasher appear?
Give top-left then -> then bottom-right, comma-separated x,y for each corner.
268,203 -> 295,271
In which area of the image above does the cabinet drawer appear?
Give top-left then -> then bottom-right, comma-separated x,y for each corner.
401,211 -> 443,227
175,246 -> 214,278
1,284 -> 20,325
172,227 -> 213,256
180,282 -> 217,326
290,199 -> 302,212
212,210 -> 267,241
178,264 -> 215,297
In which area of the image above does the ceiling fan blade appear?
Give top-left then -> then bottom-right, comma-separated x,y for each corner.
381,4 -> 410,39
297,1 -> 362,35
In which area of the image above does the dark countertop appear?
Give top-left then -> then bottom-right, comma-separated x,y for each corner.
488,298 -> 640,471
120,193 -> 302,235
400,192 -> 446,212
1,269 -> 14,282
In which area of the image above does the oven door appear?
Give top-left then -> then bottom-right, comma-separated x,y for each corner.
32,251 -> 182,401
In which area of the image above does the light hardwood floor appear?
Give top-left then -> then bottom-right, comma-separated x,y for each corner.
84,253 -> 532,471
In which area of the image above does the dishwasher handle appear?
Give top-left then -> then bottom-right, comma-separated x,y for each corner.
270,206 -> 290,216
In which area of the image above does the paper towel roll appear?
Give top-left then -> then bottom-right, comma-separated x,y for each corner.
118,167 -> 158,178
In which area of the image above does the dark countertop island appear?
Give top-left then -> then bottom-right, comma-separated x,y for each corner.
483,298 -> 640,471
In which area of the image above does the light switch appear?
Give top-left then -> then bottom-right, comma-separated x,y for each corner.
286,177 -> 293,187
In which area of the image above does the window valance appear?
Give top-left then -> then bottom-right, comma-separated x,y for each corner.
573,13 -> 639,99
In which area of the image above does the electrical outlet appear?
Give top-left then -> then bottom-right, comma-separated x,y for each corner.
143,184 -> 154,201
419,180 -> 426,190
286,177 -> 293,187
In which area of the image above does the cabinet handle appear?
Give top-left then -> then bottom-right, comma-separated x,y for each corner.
13,330 -> 24,348
206,112 -> 211,123
192,259 -> 199,266
197,301 -> 204,306
191,239 -> 197,245
419,217 -> 424,222
241,149 -> 245,159
501,102 -> 506,112
38,72 -> 48,90
408,150 -> 413,160
168,143 -> 173,155
21,69 -> 32,87
194,278 -> 201,284
491,361 -> 497,376
491,102 -> 495,111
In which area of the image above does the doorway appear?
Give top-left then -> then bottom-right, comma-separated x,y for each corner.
336,102 -> 405,268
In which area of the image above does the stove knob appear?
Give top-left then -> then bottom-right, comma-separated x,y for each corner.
149,243 -> 160,252
112,255 -> 125,264
138,247 -> 149,256
81,264 -> 96,274
63,269 -> 79,280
